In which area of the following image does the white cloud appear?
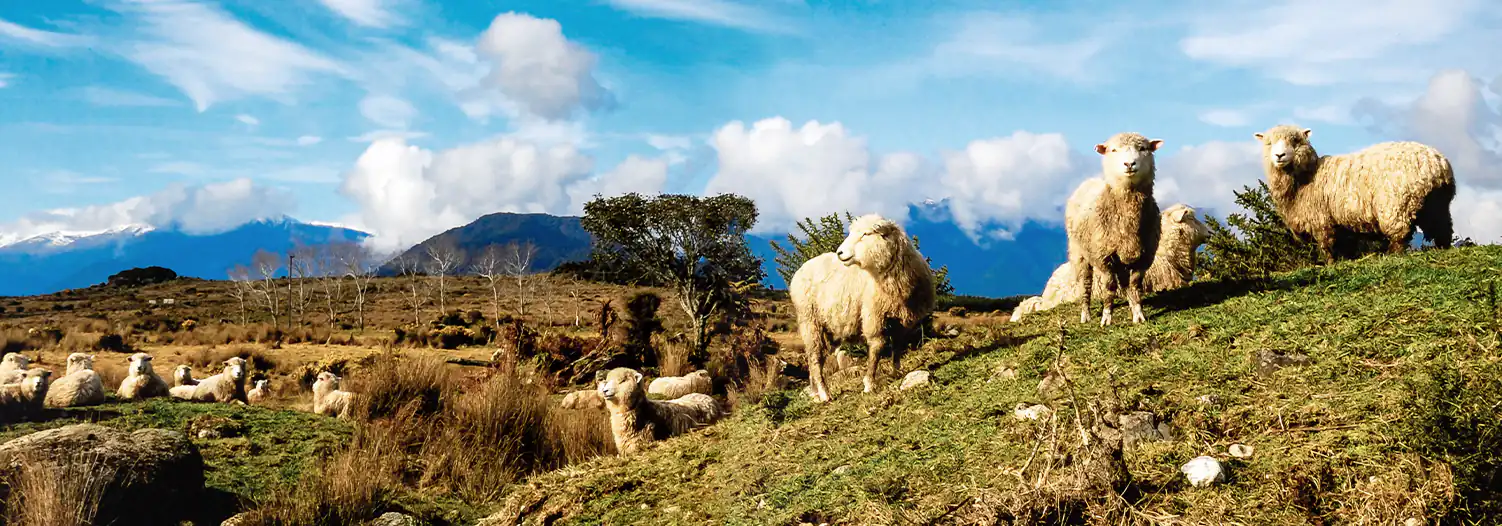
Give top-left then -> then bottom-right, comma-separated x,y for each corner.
471,13 -> 612,121
116,0 -> 344,111
1154,140 -> 1266,220
358,94 -> 417,129
347,129 -> 429,143
566,155 -> 670,214
1199,109 -> 1251,128
0,18 -> 95,48
601,0 -> 792,34
317,0 -> 403,28
924,13 -> 1107,83
297,135 -> 323,146
35,170 -> 119,194
235,114 -> 260,126
1293,104 -> 1354,125
149,161 -> 210,176
77,86 -> 180,107
704,117 -> 931,235
646,134 -> 693,151
0,178 -> 294,244
0,72 -> 10,88
338,136 -> 596,250
938,131 -> 1090,241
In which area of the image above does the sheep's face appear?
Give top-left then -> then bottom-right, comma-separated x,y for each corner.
127,353 -> 154,376
1254,125 -> 1317,174
2,353 -> 28,370
224,358 -> 247,381
836,214 -> 903,271
174,365 -> 193,382
314,371 -> 339,391
597,367 -> 645,406
65,353 -> 95,374
1163,205 -> 1210,247
1096,132 -> 1162,186
254,379 -> 268,391
23,369 -> 50,395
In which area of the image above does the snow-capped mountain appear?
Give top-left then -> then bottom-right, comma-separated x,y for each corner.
0,224 -> 156,254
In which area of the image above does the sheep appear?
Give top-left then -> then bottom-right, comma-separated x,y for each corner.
311,371 -> 355,418
172,364 -> 198,387
189,357 -> 249,404
790,213 -> 937,402
1253,124 -> 1456,262
1064,132 -> 1164,326
247,379 -> 269,404
43,353 -> 105,408
1,353 -> 30,384
1011,204 -> 1209,322
0,369 -> 51,421
647,370 -> 713,399
596,367 -> 723,455
560,388 -> 605,410
117,352 -> 170,401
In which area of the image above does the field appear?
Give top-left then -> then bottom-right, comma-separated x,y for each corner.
2,247 -> 1500,525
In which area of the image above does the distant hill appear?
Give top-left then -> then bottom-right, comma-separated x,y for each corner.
0,217 -> 368,297
376,212 -> 595,276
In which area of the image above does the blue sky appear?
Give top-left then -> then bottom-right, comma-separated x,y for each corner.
1,0 -> 1500,251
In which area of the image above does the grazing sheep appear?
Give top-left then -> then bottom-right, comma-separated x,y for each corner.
1011,204 -> 1209,322
1065,132 -> 1164,326
44,353 -> 105,408
0,353 -> 30,384
1254,124 -> 1455,262
0,369 -> 51,420
117,353 -> 170,401
247,379 -> 269,404
172,364 -> 198,387
790,214 -> 937,402
560,388 -> 605,410
311,371 -> 355,418
647,370 -> 713,399
596,368 -> 723,455
189,357 -> 249,404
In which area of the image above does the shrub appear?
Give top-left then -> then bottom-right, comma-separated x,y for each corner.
351,355 -> 449,420
1400,359 -> 1502,521
105,266 -> 178,288
94,334 -> 130,353
1,451 -> 119,526
1200,181 -> 1386,279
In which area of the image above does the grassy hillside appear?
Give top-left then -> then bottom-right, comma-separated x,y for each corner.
488,246 -> 1502,525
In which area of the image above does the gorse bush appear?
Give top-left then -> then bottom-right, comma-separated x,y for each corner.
768,211 -> 954,296
1200,181 -> 1388,279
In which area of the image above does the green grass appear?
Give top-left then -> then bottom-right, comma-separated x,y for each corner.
491,246 -> 1502,525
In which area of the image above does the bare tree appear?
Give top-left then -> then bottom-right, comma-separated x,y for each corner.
568,278 -> 583,327
336,243 -> 376,331
311,242 -> 346,330
289,242 -> 317,326
424,239 -> 465,314
473,244 -> 507,327
226,265 -> 253,325
396,252 -> 428,326
501,240 -> 538,317
250,249 -> 284,330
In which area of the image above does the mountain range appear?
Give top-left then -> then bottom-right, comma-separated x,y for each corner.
0,209 -> 1070,299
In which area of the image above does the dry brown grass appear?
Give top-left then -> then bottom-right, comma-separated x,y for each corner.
239,422 -> 406,526
2,451 -> 118,526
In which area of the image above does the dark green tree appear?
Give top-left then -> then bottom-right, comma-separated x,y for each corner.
769,212 -> 954,296
581,193 -> 766,364
1200,180 -> 1384,279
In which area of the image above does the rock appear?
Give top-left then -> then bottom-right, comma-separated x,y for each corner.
1156,422 -> 1176,441
221,512 -> 250,526
371,512 -> 419,526
832,464 -> 852,476
1228,444 -> 1254,458
1255,349 -> 1312,374
1196,394 -> 1222,406
1012,403 -> 1053,421
899,370 -> 931,390
1119,411 -> 1167,448
1403,518 -> 1422,526
1037,370 -> 1066,400
944,328 -> 960,337
1181,455 -> 1226,488
988,364 -> 1018,382
0,424 -> 206,525
190,414 -> 246,440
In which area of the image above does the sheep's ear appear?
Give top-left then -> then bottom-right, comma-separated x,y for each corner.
1300,128 -> 1312,139
632,371 -> 643,384
1148,139 -> 1164,151
1094,143 -> 1109,155
1173,208 -> 1192,222
1252,132 -> 1265,142
594,370 -> 608,383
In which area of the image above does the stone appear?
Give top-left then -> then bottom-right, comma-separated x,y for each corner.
1228,444 -> 1254,458
1119,411 -> 1167,448
370,512 -> 419,526
1255,349 -> 1312,374
988,364 -> 1018,382
1012,403 -> 1054,421
832,464 -> 852,476
1181,456 -> 1225,488
899,370 -> 931,391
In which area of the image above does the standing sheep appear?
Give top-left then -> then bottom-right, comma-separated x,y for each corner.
647,370 -> 713,399
596,367 -> 723,455
247,379 -> 269,404
560,389 -> 605,410
0,353 -> 30,384
118,353 -> 170,401
44,353 -> 105,408
790,214 -> 936,403
0,369 -> 51,421
311,371 -> 355,418
1253,124 -> 1455,262
1012,204 -> 1209,322
189,357 -> 249,404
1065,132 -> 1164,326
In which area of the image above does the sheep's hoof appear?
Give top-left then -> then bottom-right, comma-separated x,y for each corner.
1100,310 -> 1113,326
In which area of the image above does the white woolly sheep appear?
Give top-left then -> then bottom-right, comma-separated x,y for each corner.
44,353 -> 105,408
1012,204 -> 1209,322
118,352 -> 170,401
560,388 -> 605,410
172,364 -> 198,387
1064,132 -> 1164,326
790,214 -> 937,402
0,369 -> 52,420
596,367 -> 723,455
1254,124 -> 1455,262
0,353 -> 30,384
247,379 -> 269,404
189,357 -> 249,404
311,371 -> 355,418
647,370 -> 713,399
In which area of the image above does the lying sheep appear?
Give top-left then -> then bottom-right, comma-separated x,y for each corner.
560,388 -> 605,410
1012,204 -> 1209,322
596,367 -> 723,455
247,379 -> 269,404
189,357 -> 249,404
118,353 -> 170,401
0,353 -> 30,384
1065,132 -> 1164,325
0,369 -> 51,421
311,371 -> 355,418
44,353 -> 105,408
790,214 -> 937,402
1254,124 -> 1455,261
172,364 -> 198,387
647,370 -> 712,399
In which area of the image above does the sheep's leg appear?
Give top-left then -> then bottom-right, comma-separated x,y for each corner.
1077,261 -> 1093,324
862,335 -> 887,393
1384,222 -> 1414,255
1099,267 -> 1119,326
1127,268 -> 1147,324
1313,227 -> 1337,264
801,325 -> 832,403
